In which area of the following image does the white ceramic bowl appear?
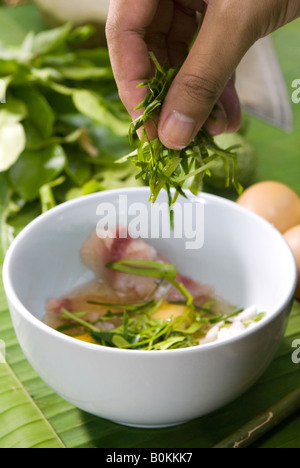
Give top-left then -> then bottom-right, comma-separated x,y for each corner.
3,188 -> 297,428
33,0 -> 110,25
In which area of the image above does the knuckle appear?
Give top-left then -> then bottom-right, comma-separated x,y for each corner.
179,73 -> 222,105
105,20 -> 119,43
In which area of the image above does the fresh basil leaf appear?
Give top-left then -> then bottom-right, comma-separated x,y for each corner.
0,8 -> 27,46
0,59 -> 18,77
66,24 -> 96,44
94,165 -> 143,191
22,120 -> 44,150
0,94 -> 27,124
56,66 -> 113,81
88,124 -> 132,161
9,144 -> 66,200
39,176 -> 65,213
73,48 -> 113,67
72,90 -> 129,136
28,67 -> 63,84
6,200 -> 41,237
5,2 -> 47,35
65,149 -> 92,186
65,179 -> 103,201
13,87 -> 55,139
28,23 -> 72,56
58,114 -> 132,161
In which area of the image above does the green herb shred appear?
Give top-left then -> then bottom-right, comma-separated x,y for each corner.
118,53 -> 243,225
57,260 -> 264,350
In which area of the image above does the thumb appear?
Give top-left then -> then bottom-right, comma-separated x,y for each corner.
158,2 -> 255,149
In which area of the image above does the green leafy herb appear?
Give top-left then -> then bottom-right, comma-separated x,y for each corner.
106,259 -> 194,306
59,299 -> 263,351
56,260 -> 264,351
119,52 -> 243,224
0,22 -> 143,239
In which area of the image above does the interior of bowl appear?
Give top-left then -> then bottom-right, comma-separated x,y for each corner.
4,188 -> 297,324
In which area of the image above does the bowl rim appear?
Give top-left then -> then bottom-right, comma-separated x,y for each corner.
2,187 -> 298,356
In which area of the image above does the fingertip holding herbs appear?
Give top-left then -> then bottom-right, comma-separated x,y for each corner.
118,53 -> 243,225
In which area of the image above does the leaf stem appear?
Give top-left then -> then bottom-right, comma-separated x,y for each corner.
60,308 -> 99,333
214,387 -> 300,448
106,259 -> 195,308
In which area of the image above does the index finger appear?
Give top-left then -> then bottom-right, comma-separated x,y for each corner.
106,0 -> 160,121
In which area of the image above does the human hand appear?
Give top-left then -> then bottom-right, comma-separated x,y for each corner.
106,0 -> 300,150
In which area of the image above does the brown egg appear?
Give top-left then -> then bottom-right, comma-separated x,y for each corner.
284,225 -> 300,300
237,181 -> 300,233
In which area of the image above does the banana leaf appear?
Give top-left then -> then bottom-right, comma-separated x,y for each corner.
1,4 -> 300,449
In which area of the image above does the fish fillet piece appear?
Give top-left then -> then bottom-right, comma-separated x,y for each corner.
80,226 -> 214,305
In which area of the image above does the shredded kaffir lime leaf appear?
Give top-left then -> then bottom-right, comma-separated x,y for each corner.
118,53 -> 243,225
57,260 -> 265,350
106,259 -> 194,307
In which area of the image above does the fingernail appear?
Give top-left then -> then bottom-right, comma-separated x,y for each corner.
159,111 -> 197,149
